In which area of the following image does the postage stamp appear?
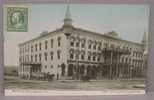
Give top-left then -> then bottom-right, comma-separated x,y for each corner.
6,7 -> 28,32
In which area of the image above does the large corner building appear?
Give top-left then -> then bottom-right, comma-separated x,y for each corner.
18,5 -> 148,80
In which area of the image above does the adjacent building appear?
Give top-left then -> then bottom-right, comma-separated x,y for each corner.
18,5 -> 147,80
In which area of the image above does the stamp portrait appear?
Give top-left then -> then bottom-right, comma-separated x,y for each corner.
6,7 -> 28,32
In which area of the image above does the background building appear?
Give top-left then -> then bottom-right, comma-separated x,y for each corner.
18,5 -> 147,80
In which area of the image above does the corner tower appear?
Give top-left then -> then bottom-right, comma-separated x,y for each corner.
63,4 -> 73,27
142,32 -> 148,52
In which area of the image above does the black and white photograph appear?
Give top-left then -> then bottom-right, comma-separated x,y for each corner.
3,3 -> 149,95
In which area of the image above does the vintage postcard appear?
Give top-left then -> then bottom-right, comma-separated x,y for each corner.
3,4 -> 149,96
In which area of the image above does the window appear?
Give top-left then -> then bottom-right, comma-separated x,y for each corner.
76,42 -> 79,47
31,45 -> 33,52
58,65 -> 61,68
45,65 -> 47,69
23,47 -> 25,53
35,54 -> 37,62
97,56 -> 100,61
45,40 -> 48,50
98,43 -> 101,50
125,58 -> 128,63
76,54 -> 79,60
50,51 -> 53,60
57,50 -> 61,59
51,39 -> 54,48
81,43 -> 85,48
93,44 -> 96,50
98,46 -> 101,50
19,56 -> 21,62
35,44 -> 37,52
70,41 -> 74,46
44,52 -> 48,61
19,48 -> 22,54
93,42 -> 96,50
81,54 -> 84,60
51,65 -> 53,68
39,53 -> 42,61
27,55 -> 29,62
129,59 -> 131,63
39,43 -> 42,51
88,55 -> 91,60
70,54 -> 74,59
57,37 -> 61,47
24,56 -> 26,62
93,56 -> 96,61
28,45 -> 30,52
31,55 -> 33,62
88,44 -> 91,49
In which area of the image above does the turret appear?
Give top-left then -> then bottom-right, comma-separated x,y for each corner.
63,4 -> 73,27
141,32 -> 148,52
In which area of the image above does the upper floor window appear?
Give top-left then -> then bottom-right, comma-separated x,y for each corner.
31,55 -> 33,62
88,40 -> 92,49
81,43 -> 85,48
98,42 -> 102,50
88,55 -> 91,61
70,36 -> 75,47
44,52 -> 48,61
98,46 -> 101,50
93,56 -> 96,61
31,45 -> 33,52
19,48 -> 22,54
27,55 -> 29,62
35,44 -> 38,52
50,51 -> 53,60
81,51 -> 85,60
39,43 -> 42,51
35,54 -> 37,62
70,41 -> 74,47
70,53 -> 74,59
45,40 -> 48,50
57,37 -> 61,47
93,44 -> 96,50
45,65 -> 47,69
81,54 -> 84,60
23,46 -> 25,53
97,57 -> 100,61
81,38 -> 86,48
51,39 -> 54,48
88,52 -> 91,60
39,53 -> 42,62
28,45 -> 29,52
57,50 -> 61,59
70,49 -> 74,59
19,56 -> 21,62
76,41 -> 79,47
88,44 -> 91,49
76,54 -> 79,60
104,43 -> 108,48
125,58 -> 128,63
51,65 -> 53,69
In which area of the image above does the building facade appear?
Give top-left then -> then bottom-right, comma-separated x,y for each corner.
18,5 -> 147,80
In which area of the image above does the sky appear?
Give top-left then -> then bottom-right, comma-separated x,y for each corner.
4,4 -> 149,66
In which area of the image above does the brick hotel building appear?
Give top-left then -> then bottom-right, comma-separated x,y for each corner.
18,5 -> 148,80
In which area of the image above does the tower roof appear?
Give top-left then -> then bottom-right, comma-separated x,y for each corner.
142,31 -> 148,43
63,2 -> 73,27
65,4 -> 71,20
